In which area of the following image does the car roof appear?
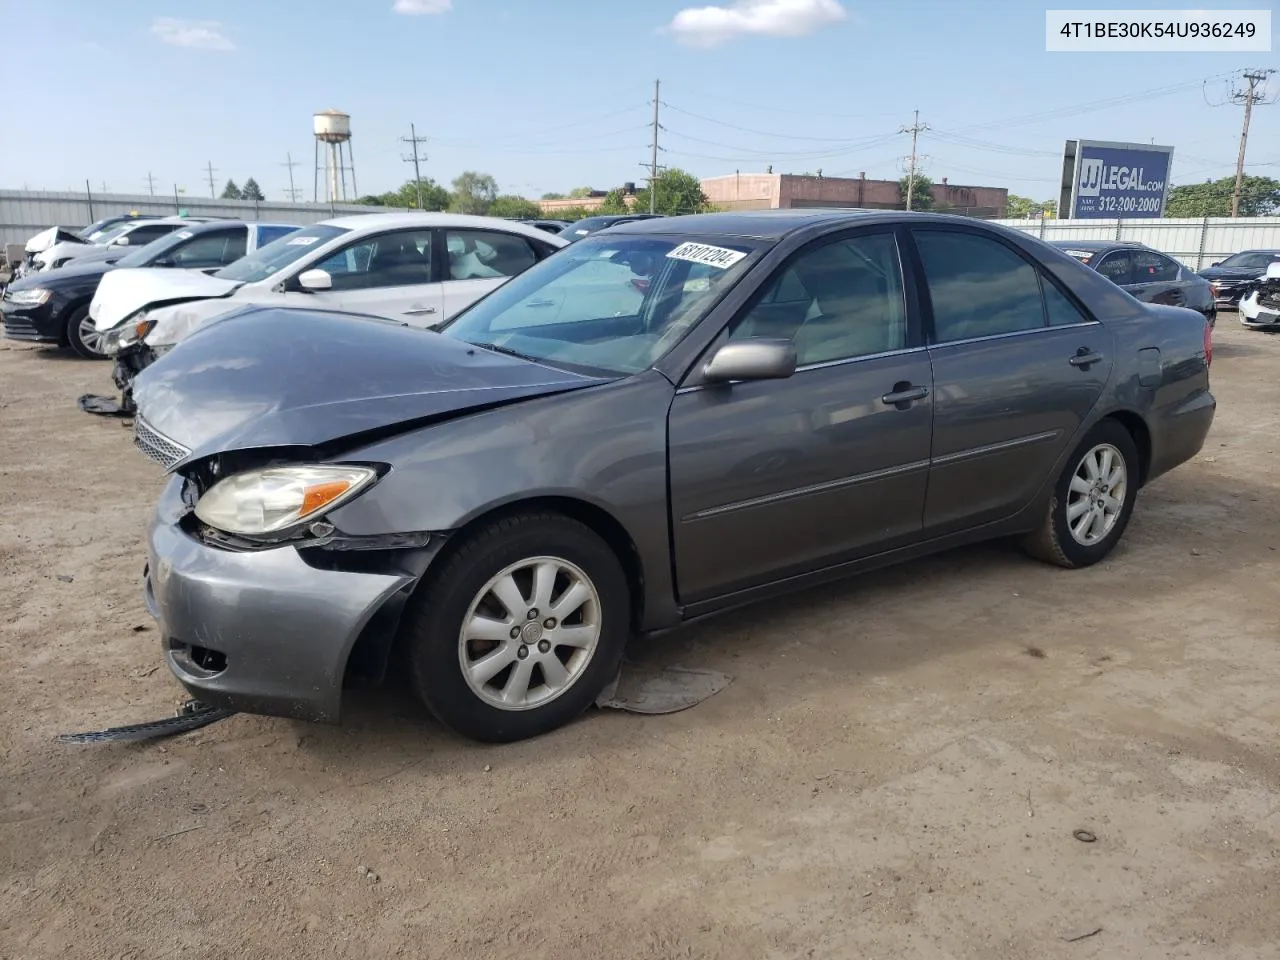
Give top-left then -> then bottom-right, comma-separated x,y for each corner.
605,208 -> 983,241
320,211 -> 567,244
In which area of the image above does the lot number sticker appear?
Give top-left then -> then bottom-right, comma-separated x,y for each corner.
287,236 -> 321,246
666,242 -> 746,269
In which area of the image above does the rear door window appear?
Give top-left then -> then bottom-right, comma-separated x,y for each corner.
914,230 -> 1046,343
1132,250 -> 1179,283
1095,251 -> 1133,286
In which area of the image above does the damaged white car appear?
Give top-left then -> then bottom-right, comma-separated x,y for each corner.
90,212 -> 567,410
1238,261 -> 1280,331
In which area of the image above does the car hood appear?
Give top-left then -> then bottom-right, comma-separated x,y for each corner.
6,258 -> 112,290
132,307 -> 610,468
25,227 -> 82,254
90,267 -> 241,329
1199,265 -> 1264,281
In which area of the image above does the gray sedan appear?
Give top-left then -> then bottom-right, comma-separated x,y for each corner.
131,210 -> 1216,742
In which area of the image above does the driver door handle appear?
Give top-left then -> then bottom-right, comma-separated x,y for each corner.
880,383 -> 929,408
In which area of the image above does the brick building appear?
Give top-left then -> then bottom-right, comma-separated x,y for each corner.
700,172 -> 1008,218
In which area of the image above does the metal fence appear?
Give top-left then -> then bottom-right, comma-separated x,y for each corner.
991,216 -> 1280,270
0,188 -> 404,246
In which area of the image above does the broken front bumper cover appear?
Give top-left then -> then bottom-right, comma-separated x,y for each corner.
144,477 -> 414,722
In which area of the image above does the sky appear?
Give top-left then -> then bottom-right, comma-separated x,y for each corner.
2,0 -> 1277,203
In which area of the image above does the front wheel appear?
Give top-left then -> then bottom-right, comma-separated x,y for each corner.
65,304 -> 108,360
403,512 -> 630,742
1022,420 -> 1140,569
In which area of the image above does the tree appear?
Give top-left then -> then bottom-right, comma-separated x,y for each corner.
898,173 -> 934,211
552,205 -> 596,222
631,168 -> 711,216
449,171 -> 499,215
1006,195 -> 1057,218
598,188 -> 629,214
568,186 -> 595,198
354,179 -> 449,210
241,177 -> 265,201
541,192 -> 566,200
488,195 -> 543,219
220,179 -> 242,200
1164,175 -> 1280,218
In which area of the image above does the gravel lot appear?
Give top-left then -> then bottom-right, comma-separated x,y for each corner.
1,322 -> 1277,960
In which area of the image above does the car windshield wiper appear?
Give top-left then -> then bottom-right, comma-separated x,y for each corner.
467,340 -> 545,364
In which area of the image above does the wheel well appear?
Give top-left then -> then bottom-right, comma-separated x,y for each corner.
56,296 -> 91,346
438,497 -> 646,631
1103,411 -> 1151,485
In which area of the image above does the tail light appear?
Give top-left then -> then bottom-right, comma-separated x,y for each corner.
1204,320 -> 1213,367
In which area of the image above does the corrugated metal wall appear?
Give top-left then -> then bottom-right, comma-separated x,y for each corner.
991,217 -> 1280,270
0,189 -> 405,246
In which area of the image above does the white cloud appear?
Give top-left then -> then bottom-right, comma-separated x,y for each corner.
150,17 -> 234,51
668,0 -> 846,47
393,0 -> 453,13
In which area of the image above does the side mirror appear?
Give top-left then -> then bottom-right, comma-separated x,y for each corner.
297,268 -> 332,291
1211,261 -> 1221,267
111,236 -> 130,246
702,338 -> 797,384
1265,262 -> 1280,280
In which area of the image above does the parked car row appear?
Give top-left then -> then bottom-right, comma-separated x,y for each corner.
0,208 -> 1219,743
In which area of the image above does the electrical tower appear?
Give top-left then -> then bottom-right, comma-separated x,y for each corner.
205,161 -> 218,198
144,172 -> 157,196
645,79 -> 665,214
401,124 -> 430,208
900,110 -> 929,211
1228,68 -> 1277,217
280,152 -> 302,202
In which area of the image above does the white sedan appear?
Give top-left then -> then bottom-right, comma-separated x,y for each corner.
90,213 -> 568,356
1238,261 -> 1280,331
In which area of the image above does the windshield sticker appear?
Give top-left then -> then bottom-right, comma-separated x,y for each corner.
287,236 -> 320,246
666,242 -> 746,269
174,231 -> 194,240
1064,250 -> 1094,260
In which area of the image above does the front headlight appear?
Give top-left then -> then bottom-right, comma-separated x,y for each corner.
6,288 -> 52,306
118,311 -> 155,347
193,464 -> 379,537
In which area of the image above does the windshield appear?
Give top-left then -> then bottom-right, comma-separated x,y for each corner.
213,223 -> 349,283
1219,251 -> 1279,269
561,217 -> 615,240
90,223 -> 135,245
78,218 -> 119,239
115,227 -> 200,268
441,234 -> 761,375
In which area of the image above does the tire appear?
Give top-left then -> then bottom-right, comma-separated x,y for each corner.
403,512 -> 630,743
65,304 -> 108,360
1022,419 -> 1140,569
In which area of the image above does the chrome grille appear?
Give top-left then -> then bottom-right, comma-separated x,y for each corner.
133,417 -> 190,469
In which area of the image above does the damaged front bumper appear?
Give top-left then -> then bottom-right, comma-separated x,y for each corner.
143,476 -> 417,722
110,342 -> 160,411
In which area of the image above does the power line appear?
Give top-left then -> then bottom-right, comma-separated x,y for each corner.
401,123 -> 430,208
280,152 -> 301,202
204,161 -> 217,198
429,102 -> 650,145
662,126 -> 903,160
665,86 -> 900,120
662,101 -> 894,143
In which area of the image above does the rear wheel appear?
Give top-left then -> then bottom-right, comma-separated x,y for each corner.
1022,420 -> 1140,569
65,304 -> 107,360
403,512 -> 629,742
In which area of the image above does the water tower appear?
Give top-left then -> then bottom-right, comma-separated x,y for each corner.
313,109 -> 357,203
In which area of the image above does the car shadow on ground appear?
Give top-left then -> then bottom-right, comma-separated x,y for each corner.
283,462 -> 1274,772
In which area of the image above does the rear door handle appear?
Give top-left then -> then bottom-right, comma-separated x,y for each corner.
1069,349 -> 1103,369
880,383 -> 929,408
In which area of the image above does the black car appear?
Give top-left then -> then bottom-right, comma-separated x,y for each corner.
1,220 -> 296,358
517,218 -> 571,235
561,213 -> 665,241
1197,249 -> 1280,308
1052,241 -> 1216,326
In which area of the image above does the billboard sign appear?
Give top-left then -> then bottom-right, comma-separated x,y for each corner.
1061,139 -> 1174,219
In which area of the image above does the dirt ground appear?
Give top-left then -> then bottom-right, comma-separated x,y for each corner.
1,321 -> 1277,960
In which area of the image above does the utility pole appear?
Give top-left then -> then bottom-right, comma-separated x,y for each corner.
144,172 -> 157,196
280,152 -> 301,202
205,161 -> 217,199
649,79 -> 661,214
1229,68 -> 1275,217
401,123 -> 430,208
900,109 -> 929,211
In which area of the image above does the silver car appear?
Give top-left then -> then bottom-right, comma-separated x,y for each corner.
132,210 -> 1216,742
